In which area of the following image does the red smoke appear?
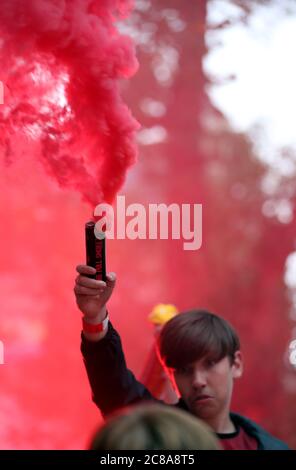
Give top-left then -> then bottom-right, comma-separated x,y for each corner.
0,0 -> 139,205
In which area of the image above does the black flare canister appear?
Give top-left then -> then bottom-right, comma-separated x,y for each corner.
85,221 -> 106,281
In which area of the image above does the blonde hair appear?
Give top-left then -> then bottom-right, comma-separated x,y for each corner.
90,403 -> 220,450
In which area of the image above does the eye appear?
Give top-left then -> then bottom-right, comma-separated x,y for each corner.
176,365 -> 191,375
205,359 -> 217,368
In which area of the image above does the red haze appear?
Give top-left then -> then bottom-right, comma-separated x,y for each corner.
0,0 -> 140,206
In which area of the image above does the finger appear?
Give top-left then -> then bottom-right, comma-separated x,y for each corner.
75,275 -> 106,289
74,285 -> 104,296
106,272 -> 117,285
76,264 -> 96,275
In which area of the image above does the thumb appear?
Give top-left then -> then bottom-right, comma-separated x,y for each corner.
106,272 -> 117,286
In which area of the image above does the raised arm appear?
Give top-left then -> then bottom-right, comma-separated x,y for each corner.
74,265 -> 157,416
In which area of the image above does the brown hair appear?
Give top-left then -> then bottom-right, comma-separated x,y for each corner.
158,309 -> 240,369
89,403 -> 220,450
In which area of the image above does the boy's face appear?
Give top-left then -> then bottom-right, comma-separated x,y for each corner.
169,351 -> 243,425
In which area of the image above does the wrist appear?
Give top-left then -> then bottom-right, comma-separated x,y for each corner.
82,307 -> 109,342
83,306 -> 107,324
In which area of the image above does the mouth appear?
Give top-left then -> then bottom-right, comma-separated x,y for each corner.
192,395 -> 213,405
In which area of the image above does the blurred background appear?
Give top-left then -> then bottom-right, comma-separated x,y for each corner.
1,0 -> 296,449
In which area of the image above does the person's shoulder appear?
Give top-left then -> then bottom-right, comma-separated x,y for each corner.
230,412 -> 290,450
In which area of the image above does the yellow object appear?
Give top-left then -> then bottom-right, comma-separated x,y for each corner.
148,303 -> 179,326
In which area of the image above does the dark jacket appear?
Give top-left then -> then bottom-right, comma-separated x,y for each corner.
81,322 -> 289,450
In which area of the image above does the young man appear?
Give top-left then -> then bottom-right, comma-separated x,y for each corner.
74,264 -> 289,450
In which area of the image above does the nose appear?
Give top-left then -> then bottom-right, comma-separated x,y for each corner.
191,368 -> 207,389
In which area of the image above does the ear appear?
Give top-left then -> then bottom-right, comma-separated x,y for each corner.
231,351 -> 243,379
